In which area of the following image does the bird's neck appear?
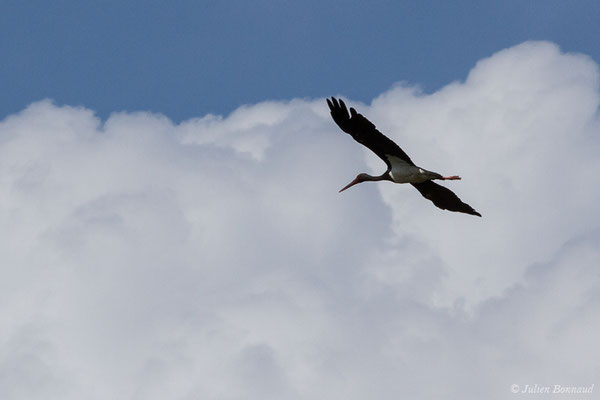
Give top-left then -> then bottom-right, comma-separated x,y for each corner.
365,172 -> 393,182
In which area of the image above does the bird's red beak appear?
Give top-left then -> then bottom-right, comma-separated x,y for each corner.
339,177 -> 360,193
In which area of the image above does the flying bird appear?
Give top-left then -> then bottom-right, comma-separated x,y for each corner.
327,97 -> 481,217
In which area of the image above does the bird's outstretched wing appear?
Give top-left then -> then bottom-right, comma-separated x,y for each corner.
327,97 -> 415,168
411,181 -> 482,217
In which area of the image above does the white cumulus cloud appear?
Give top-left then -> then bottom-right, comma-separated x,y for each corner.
0,41 -> 599,400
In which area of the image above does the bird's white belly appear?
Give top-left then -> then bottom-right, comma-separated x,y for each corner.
387,155 -> 434,184
390,165 -> 430,183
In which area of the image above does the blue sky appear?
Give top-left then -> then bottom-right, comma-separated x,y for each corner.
2,0 -> 599,121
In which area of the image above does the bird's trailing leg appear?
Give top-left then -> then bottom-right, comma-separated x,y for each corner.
443,175 -> 461,180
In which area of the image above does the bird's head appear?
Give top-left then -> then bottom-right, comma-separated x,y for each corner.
339,173 -> 370,192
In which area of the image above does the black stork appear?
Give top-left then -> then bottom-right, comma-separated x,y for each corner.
327,97 -> 481,217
